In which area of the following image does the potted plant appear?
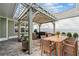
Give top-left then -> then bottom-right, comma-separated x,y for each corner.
67,32 -> 72,38
21,33 -> 29,52
55,32 -> 60,38
73,33 -> 78,39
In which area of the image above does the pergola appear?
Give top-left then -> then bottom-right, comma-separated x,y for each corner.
0,3 -> 79,54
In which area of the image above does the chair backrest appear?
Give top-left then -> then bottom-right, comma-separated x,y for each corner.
63,37 -> 78,56
41,39 -> 52,54
47,33 -> 52,37
64,37 -> 76,45
42,40 -> 51,46
32,33 -> 37,40
41,35 -> 46,39
39,32 -> 46,35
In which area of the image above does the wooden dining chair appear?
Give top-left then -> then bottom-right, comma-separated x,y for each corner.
32,33 -> 37,40
45,33 -> 53,37
40,38 -> 56,56
40,35 -> 47,49
62,37 -> 78,56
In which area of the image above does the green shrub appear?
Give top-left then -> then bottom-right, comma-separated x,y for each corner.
62,32 -> 66,35
73,33 -> 78,38
67,32 -> 72,37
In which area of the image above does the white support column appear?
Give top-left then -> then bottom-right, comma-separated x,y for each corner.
38,24 -> 41,33
39,24 -> 40,38
28,7 -> 33,54
24,22 -> 26,33
38,24 -> 41,38
6,18 -> 8,40
52,22 -> 55,34
13,20 -> 15,36
18,20 -> 21,40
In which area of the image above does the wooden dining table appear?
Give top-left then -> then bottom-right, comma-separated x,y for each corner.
42,35 -> 67,56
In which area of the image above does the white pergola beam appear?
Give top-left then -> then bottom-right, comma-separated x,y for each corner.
21,11 -> 39,21
26,3 -> 56,21
32,11 -> 39,19
18,8 -> 29,20
34,7 -> 56,20
18,4 -> 33,20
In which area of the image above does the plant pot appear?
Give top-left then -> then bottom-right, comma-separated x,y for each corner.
22,40 -> 29,52
18,38 -> 21,42
58,35 -> 60,38
56,35 -> 60,38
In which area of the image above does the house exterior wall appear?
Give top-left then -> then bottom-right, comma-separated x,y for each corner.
0,18 -> 1,38
8,20 -> 15,37
0,17 -> 6,38
0,17 -> 18,41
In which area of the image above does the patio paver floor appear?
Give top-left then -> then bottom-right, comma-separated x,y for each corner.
0,38 -> 79,56
0,39 -> 47,56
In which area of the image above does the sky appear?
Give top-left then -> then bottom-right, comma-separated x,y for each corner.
37,3 -> 76,14
14,3 -> 76,19
33,16 -> 79,33
33,3 -> 78,33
